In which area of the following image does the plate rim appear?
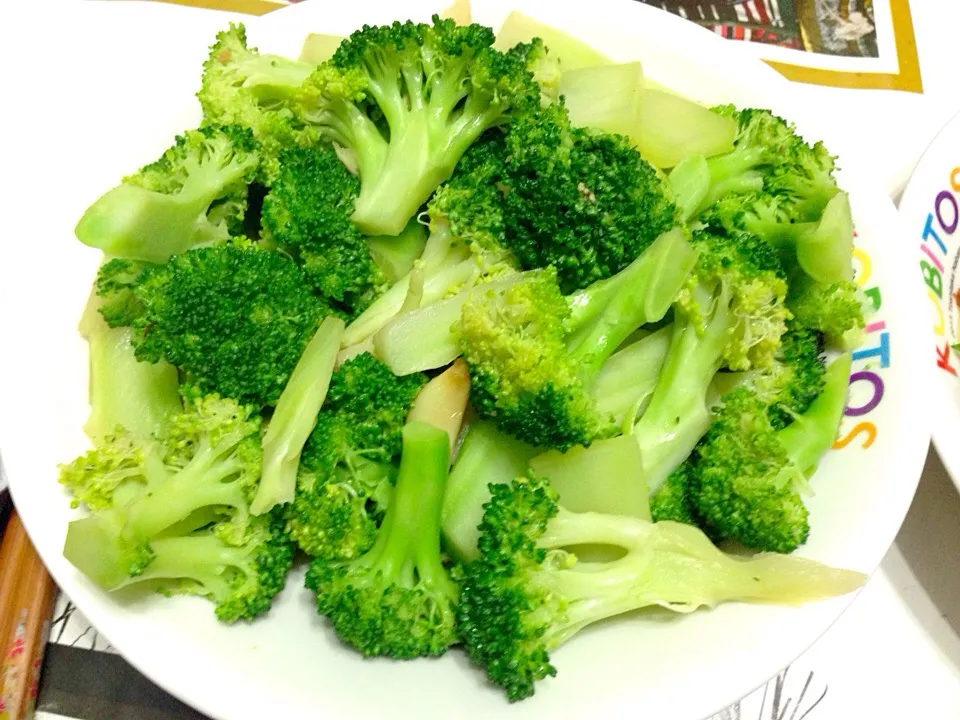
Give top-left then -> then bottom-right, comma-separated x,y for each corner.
898,106 -> 960,493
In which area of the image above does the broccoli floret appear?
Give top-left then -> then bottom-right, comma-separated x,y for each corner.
460,228 -> 696,451
261,146 -> 387,315
499,103 -> 679,294
110,242 -> 331,408
286,353 -> 426,558
632,228 -> 790,494
457,473 -> 866,701
75,126 -> 260,263
649,463 -> 698,525
198,24 -> 317,175
692,353 -> 852,553
305,420 -> 458,658
61,393 -> 294,622
685,106 -> 839,222
787,274 -> 866,344
298,15 -> 540,235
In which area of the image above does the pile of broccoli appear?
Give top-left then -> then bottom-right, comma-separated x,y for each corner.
63,12 -> 869,703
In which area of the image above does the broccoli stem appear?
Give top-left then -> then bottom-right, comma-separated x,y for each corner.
357,421 -> 455,596
122,534 -> 250,597
589,325 -> 671,430
529,434 -> 649,519
776,353 -> 851,479
80,286 -> 182,444
255,316 -> 345,515
633,289 -> 733,493
441,420 -> 540,562
366,218 -> 428,283
350,104 -> 493,236
342,226 -> 477,347
535,509 -> 866,649
565,228 -> 697,379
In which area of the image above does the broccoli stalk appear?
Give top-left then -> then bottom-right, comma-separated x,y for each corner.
253,316 -> 345,516
75,126 -> 260,263
457,475 -> 867,701
305,366 -> 468,658
632,229 -> 790,494
61,395 -> 294,622
79,283 -> 182,445
692,353 -> 852,552
299,16 -> 540,235
441,420 -> 540,562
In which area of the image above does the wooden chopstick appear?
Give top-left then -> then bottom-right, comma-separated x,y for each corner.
0,510 -> 57,720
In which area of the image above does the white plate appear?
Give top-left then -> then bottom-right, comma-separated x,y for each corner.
0,1 -> 932,719
897,109 -> 960,492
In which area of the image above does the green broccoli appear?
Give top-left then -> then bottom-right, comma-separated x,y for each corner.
297,15 -> 540,236
675,106 -> 839,222
341,133 -> 520,348
692,353 -> 852,553
79,281 -> 182,446
457,474 -> 866,701
499,102 -> 680,294
286,352 -> 426,559
305,375 -> 462,658
261,145 -> 387,315
786,274 -> 866,346
460,227 -> 696,451
198,23 -> 318,174
441,419 -> 541,562
632,228 -> 790,495
253,316 -> 345,516
101,241 -> 331,408
61,393 -> 294,623
75,125 -> 260,263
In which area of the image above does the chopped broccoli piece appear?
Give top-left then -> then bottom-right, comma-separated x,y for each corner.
457,473 -> 866,701
692,353 -> 852,553
198,23 -> 317,176
632,228 -> 790,494
108,241 -> 331,408
61,393 -> 294,622
298,15 -> 540,235
254,317 -> 344,516
460,228 -> 696,450
441,420 -> 540,562
76,126 -> 260,263
286,353 -> 426,559
261,146 -> 387,315
681,106 -> 839,222
305,419 -> 458,658
499,102 -> 680,294
341,133 -> 520,348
